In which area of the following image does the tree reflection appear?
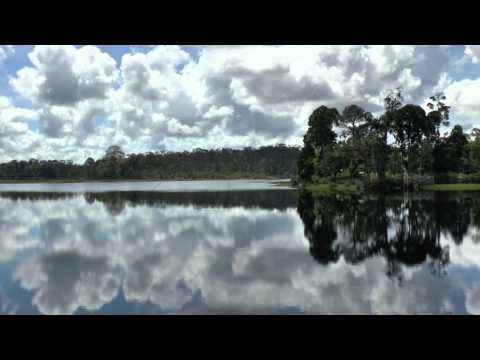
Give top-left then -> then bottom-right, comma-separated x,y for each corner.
297,192 -> 340,264
433,194 -> 471,244
84,191 -> 298,214
0,190 -> 298,214
0,192 -> 76,202
296,191 -> 479,281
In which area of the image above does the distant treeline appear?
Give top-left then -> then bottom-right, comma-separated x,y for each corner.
0,145 -> 300,181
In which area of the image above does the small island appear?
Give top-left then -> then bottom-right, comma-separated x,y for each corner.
293,89 -> 480,193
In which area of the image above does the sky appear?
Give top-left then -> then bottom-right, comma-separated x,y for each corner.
1,45 -> 480,163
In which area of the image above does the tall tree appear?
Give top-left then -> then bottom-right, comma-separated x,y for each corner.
297,106 -> 340,182
339,105 -> 373,178
426,93 -> 451,139
103,145 -> 125,161
446,125 -> 469,173
389,104 -> 436,187
469,128 -> 480,173
340,105 -> 373,141
375,88 -> 404,182
306,106 -> 339,152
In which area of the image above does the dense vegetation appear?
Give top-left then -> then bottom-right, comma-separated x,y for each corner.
295,89 -> 480,190
0,145 -> 300,181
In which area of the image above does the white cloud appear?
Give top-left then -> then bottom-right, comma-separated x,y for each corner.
166,117 -> 201,136
465,45 -> 480,64
443,78 -> 480,127
0,96 -> 40,162
120,45 -> 191,102
466,286 -> 480,315
4,46 -> 122,161
112,44 -> 455,155
203,105 -> 234,119
0,44 -> 472,162
0,45 -> 14,64
181,45 -> 452,143
0,96 -> 35,136
10,45 -> 118,106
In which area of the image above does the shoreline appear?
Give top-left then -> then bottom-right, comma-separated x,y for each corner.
422,184 -> 480,191
2,178 -> 480,193
274,180 -> 480,193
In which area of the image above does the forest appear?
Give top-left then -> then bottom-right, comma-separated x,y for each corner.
295,89 -> 480,190
0,144 -> 300,181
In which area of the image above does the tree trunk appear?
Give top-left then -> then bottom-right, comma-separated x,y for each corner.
402,151 -> 409,190
377,132 -> 387,182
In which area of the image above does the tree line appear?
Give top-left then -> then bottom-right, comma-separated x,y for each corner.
0,144 -> 300,181
296,89 -> 480,189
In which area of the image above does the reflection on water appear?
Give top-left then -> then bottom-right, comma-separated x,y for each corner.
297,192 -> 452,280
1,187 -> 480,314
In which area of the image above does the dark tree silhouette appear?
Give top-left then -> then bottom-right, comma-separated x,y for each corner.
296,191 -> 461,281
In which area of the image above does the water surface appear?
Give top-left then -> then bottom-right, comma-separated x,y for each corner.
1,180 -> 480,314
0,179 -> 291,193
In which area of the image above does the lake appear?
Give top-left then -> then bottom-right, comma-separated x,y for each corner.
1,180 -> 480,315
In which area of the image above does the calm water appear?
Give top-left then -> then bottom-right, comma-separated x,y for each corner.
1,180 -> 480,315
0,179 -> 291,193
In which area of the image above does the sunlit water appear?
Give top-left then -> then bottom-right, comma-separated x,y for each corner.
0,180 -> 480,315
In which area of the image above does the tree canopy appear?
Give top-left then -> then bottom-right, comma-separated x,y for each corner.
296,90 -> 476,190
0,145 -> 301,181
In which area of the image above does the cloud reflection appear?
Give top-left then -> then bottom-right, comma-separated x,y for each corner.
0,190 -> 479,314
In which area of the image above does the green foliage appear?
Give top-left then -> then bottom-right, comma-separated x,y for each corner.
434,125 -> 469,174
296,91 -> 475,191
468,131 -> 480,173
340,104 -> 373,139
317,144 -> 348,179
297,105 -> 339,183
390,105 -> 435,151
297,144 -> 315,182
0,145 -> 301,181
306,106 -> 339,149
103,145 -> 125,161
305,183 -> 362,194
423,184 -> 480,191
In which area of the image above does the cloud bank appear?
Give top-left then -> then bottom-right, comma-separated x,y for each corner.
0,45 -> 479,162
